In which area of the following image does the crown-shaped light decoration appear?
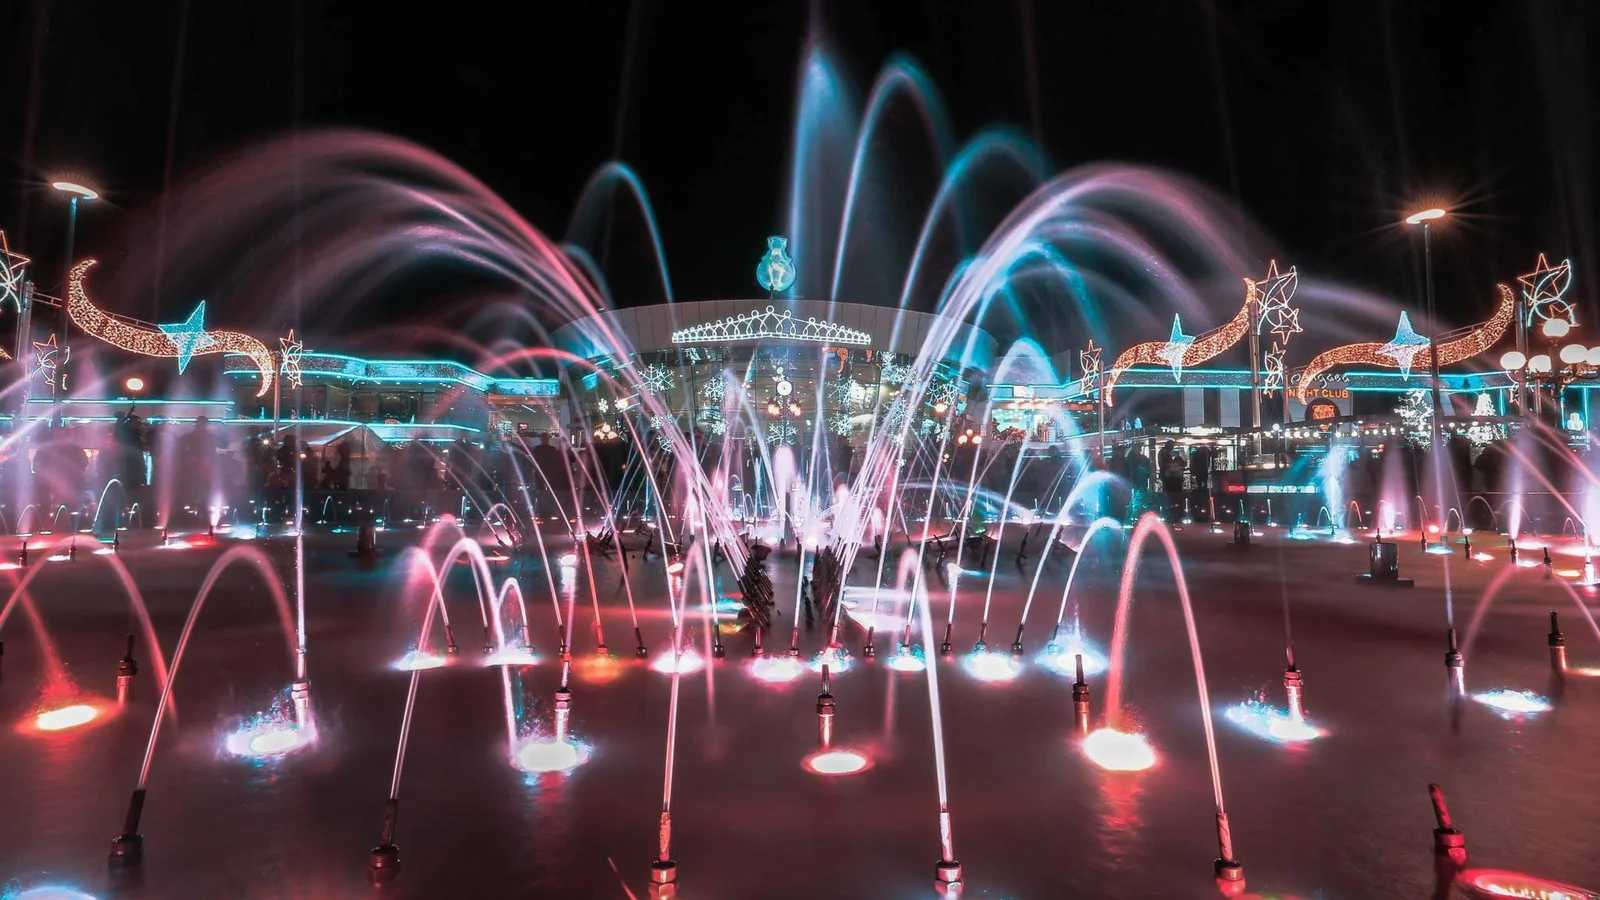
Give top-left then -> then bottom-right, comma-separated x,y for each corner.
671,305 -> 870,346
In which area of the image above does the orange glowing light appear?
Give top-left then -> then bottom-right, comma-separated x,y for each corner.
1296,284 -> 1515,403
36,704 -> 99,731
123,376 -> 145,392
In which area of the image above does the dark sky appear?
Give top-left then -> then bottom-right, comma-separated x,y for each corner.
2,0 -> 1595,344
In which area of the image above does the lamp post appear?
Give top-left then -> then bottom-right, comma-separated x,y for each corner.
50,181 -> 98,417
1405,207 -> 1447,540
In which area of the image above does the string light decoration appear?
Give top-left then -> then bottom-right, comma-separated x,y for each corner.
1295,284 -> 1515,404
700,375 -> 727,404
828,411 -> 853,437
1105,285 -> 1255,405
880,359 -> 913,384
32,333 -> 67,389
279,329 -> 305,389
1466,393 -> 1500,455
68,260 -> 276,397
670,304 -> 869,346
1262,343 -> 1286,393
1079,340 -> 1102,387
641,363 -> 674,394
1518,253 -> 1575,329
1396,389 -> 1432,439
1251,260 -> 1301,343
0,230 -> 30,312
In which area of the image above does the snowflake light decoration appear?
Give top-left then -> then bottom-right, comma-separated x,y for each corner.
828,411 -> 853,436
279,329 -> 305,389
0,230 -> 30,312
699,408 -> 727,435
1262,343 -> 1286,393
767,420 -> 797,445
1251,260 -> 1302,344
700,376 -> 726,404
881,395 -> 911,436
597,398 -> 610,413
1518,253 -> 1575,329
830,377 -> 858,404
929,380 -> 960,409
641,363 -> 674,395
649,414 -> 670,431
919,416 -> 943,437
880,359 -> 913,384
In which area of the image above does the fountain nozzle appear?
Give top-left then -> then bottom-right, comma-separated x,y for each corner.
817,665 -> 835,748
1072,654 -> 1091,736
648,859 -> 679,898
69,539 -> 77,561
1445,628 -> 1466,697
18,543 -> 27,566
1213,810 -> 1245,886
1011,623 -> 1026,657
1284,643 -> 1305,723
107,788 -> 146,869
1544,546 -> 1553,568
1428,783 -> 1468,865
634,626 -> 649,659
367,798 -> 402,884
863,627 -> 876,659
1549,611 -> 1568,674
116,634 -> 138,705
940,622 -> 954,656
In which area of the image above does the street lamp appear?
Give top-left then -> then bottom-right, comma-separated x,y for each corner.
123,376 -> 146,394
1405,206 -> 1447,542
51,180 -> 99,413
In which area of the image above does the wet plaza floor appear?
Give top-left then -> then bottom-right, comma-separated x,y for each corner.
1,523 -> 1598,899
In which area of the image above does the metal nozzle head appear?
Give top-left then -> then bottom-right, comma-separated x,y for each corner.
1074,653 -> 1086,686
1549,611 -> 1563,643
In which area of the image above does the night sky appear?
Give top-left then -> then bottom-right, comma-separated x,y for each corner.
2,1 -> 1595,345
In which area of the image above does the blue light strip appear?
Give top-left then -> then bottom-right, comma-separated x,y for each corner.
992,367 -> 1513,400
222,351 -> 559,396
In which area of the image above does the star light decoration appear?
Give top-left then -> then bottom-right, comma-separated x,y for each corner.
32,333 -> 67,389
1517,253 -> 1575,329
0,230 -> 30,312
1079,341 -> 1102,387
278,329 -> 305,389
1296,284 -> 1515,404
1251,260 -> 1302,344
1157,315 -> 1196,380
159,302 -> 218,374
1374,312 -> 1431,379
640,363 -> 675,395
1262,343 -> 1286,393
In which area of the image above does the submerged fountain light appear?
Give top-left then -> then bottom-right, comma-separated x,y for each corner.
751,655 -> 805,683
961,647 -> 1021,682
513,737 -> 593,775
802,748 -> 870,776
650,648 -> 705,675
1471,689 -> 1552,718
11,887 -> 100,900
885,645 -> 927,673
1223,699 -> 1326,744
483,646 -> 539,667
809,645 -> 854,674
1457,868 -> 1600,899
1081,728 -> 1157,772
391,649 -> 448,671
558,552 -> 578,567
224,720 -> 311,759
1039,632 -> 1108,678
34,703 -> 100,732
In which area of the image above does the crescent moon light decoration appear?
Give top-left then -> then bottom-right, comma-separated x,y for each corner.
1293,284 -> 1515,405
1104,281 -> 1258,406
69,259 -> 276,398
